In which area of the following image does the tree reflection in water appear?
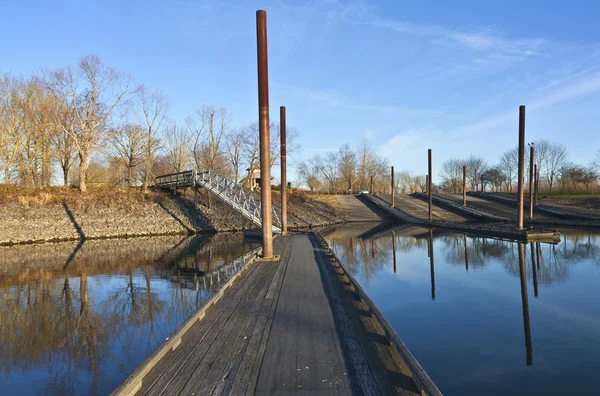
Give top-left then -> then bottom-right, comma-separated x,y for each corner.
0,233 -> 258,395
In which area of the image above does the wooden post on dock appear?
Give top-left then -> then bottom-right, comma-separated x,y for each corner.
518,242 -> 533,365
463,165 -> 467,206
256,10 -> 274,258
280,106 -> 288,235
391,166 -> 395,207
528,143 -> 534,220
517,106 -> 526,229
428,149 -> 432,221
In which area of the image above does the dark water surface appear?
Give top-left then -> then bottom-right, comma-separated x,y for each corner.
323,224 -> 600,396
0,233 -> 258,395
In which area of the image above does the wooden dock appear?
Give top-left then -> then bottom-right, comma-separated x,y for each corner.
113,234 -> 439,396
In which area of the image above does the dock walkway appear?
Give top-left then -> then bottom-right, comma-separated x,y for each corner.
115,234 -> 429,396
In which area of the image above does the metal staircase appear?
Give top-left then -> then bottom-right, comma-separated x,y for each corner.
195,170 -> 282,233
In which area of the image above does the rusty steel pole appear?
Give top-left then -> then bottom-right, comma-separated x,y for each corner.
528,144 -> 534,220
428,149 -> 432,221
256,10 -> 273,257
280,106 -> 287,235
517,106 -> 526,229
391,166 -> 395,207
463,165 -> 467,206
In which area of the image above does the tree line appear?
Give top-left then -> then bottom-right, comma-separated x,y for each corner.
0,54 -> 298,192
439,140 -> 599,193
297,141 -> 428,194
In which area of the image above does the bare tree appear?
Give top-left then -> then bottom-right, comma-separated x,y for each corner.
500,148 -> 518,192
321,152 -> 339,193
164,124 -> 191,173
225,127 -> 245,183
466,155 -> 488,191
188,105 -> 229,173
50,95 -> 77,186
50,55 -> 134,192
544,142 -> 568,192
0,76 -> 22,184
108,124 -> 145,186
440,159 -> 463,193
138,86 -> 168,192
297,156 -> 322,191
338,144 -> 356,193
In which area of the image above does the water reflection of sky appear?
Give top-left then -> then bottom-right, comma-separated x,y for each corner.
0,233 -> 258,395
323,224 -> 600,396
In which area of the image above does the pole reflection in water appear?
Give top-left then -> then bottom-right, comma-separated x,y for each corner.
530,242 -> 539,298
392,230 -> 397,273
518,242 -> 533,366
464,234 -> 469,272
429,229 -> 436,300
536,242 -> 541,270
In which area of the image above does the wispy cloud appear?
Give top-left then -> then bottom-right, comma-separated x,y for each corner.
272,81 -> 442,117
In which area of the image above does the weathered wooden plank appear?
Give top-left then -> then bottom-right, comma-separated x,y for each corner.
144,298 -> 243,395
177,299 -> 253,394
140,298 -> 235,394
192,299 -> 260,395
213,297 -> 273,395
242,238 -> 292,395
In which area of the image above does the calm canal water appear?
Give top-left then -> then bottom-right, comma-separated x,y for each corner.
323,224 -> 600,396
0,233 -> 258,395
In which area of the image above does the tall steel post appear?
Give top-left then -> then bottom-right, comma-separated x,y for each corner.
370,175 -> 374,194
391,166 -> 395,207
481,175 -> 484,192
463,164 -> 467,206
428,149 -> 432,221
256,10 -> 273,257
529,144 -> 534,220
517,106 -> 526,229
280,106 -> 287,235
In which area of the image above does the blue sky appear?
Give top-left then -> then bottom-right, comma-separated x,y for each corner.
2,0 -> 599,183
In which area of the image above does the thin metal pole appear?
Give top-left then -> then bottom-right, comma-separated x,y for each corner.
463,164 -> 467,206
518,242 -> 533,365
280,106 -> 287,235
529,144 -> 534,220
428,149 -> 432,221
256,9 -> 273,257
517,106 -> 526,229
391,166 -> 395,207
370,175 -> 374,194
481,175 -> 484,192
